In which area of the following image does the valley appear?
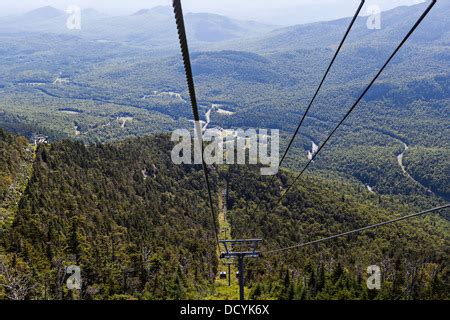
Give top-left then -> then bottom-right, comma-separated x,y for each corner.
0,1 -> 449,301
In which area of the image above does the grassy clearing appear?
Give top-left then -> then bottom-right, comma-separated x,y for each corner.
204,188 -> 249,300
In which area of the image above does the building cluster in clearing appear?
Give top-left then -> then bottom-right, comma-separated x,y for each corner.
31,134 -> 48,146
203,127 -> 272,150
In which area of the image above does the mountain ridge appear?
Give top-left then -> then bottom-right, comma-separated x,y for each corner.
0,5 -> 277,46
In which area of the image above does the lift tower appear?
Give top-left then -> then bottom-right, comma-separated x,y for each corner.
220,239 -> 262,300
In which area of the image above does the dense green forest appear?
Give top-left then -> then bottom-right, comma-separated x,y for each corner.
0,132 -> 448,300
0,129 -> 28,199
404,147 -> 450,200
1,133 -> 219,300
0,129 -> 34,230
224,165 -> 449,300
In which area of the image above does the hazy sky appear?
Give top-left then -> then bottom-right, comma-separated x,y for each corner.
0,0 -> 425,25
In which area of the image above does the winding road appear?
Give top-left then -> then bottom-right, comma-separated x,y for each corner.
397,143 -> 409,175
396,142 -> 432,193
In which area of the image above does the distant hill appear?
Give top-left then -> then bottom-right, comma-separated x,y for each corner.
133,6 -> 174,16
0,5 -> 277,47
238,1 -> 450,52
22,6 -> 65,20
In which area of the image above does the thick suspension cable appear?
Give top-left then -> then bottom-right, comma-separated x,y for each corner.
266,204 -> 449,254
172,0 -> 220,250
278,0 -> 365,168
275,0 -> 436,207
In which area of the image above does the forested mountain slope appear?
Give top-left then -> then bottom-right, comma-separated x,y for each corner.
232,1 -> 450,52
0,129 -> 28,200
224,165 -> 449,300
0,129 -> 34,229
1,134 -> 219,300
0,132 -> 448,300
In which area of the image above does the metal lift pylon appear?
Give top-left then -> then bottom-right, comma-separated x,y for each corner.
220,239 -> 262,300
